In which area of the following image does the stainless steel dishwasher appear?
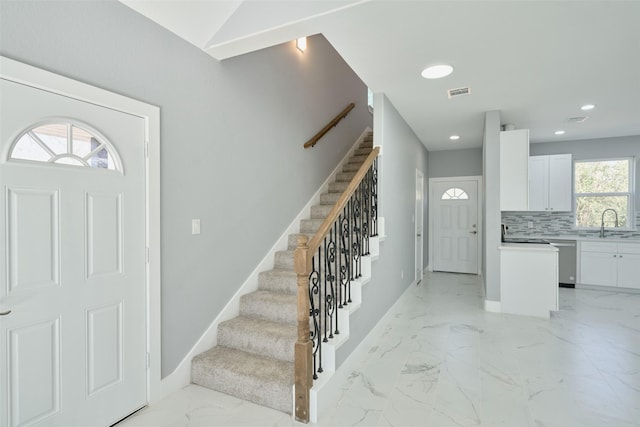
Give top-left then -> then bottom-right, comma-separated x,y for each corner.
548,239 -> 577,288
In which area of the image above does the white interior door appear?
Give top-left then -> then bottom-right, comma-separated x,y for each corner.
432,180 -> 478,274
0,79 -> 147,427
415,170 -> 424,283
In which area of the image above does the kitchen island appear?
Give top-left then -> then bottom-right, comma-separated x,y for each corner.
499,243 -> 559,318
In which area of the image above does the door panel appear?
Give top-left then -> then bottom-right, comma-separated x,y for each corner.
9,319 -> 61,426
433,180 -> 479,274
7,188 -> 60,291
86,193 -> 123,277
87,302 -> 123,396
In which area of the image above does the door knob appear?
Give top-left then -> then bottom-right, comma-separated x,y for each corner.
469,230 -> 477,234
0,310 -> 11,316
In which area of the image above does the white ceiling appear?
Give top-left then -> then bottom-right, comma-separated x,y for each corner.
120,0 -> 640,152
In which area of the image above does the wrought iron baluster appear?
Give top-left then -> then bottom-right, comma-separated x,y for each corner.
352,185 -> 362,280
371,157 -> 378,237
309,252 -> 320,380
323,236 -> 328,343
328,224 -> 337,337
339,208 -> 350,308
362,170 -> 370,256
323,229 -> 337,342
360,182 -> 365,258
316,245 -> 323,374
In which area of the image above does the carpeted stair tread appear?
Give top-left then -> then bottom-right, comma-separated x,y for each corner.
360,136 -> 373,148
274,250 -> 295,270
343,162 -> 362,172
348,154 -> 368,164
336,171 -> 358,182
218,316 -> 296,362
311,204 -> 334,219
259,269 -> 297,294
321,192 -> 342,205
300,218 -> 325,233
354,147 -> 372,156
191,346 -> 293,413
240,290 -> 297,324
329,180 -> 350,193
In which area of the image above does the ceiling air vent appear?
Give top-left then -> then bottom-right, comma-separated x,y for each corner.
568,116 -> 589,123
448,87 -> 471,99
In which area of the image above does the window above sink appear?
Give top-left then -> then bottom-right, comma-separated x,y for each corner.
574,158 -> 635,230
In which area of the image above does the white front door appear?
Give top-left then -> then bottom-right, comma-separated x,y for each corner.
0,79 -> 147,426
415,170 -> 424,283
432,180 -> 478,274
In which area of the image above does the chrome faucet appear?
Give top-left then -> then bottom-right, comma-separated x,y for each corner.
600,208 -> 619,238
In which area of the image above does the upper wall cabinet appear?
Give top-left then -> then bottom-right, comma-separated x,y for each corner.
500,129 -> 529,211
529,154 -> 572,211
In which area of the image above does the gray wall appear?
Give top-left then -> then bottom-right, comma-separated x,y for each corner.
428,148 -> 483,178
0,0 -> 372,376
482,111 -> 501,301
336,94 -> 429,365
530,135 -> 640,210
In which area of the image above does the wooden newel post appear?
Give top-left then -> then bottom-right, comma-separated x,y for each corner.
294,235 -> 312,423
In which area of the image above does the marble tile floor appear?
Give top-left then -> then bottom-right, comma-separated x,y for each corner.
117,272 -> 640,427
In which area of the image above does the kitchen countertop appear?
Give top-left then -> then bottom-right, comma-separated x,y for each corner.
499,242 -> 558,252
506,234 -> 640,243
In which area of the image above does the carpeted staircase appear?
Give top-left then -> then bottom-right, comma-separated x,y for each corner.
191,133 -> 374,414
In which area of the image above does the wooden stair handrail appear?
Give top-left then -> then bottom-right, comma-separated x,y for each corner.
303,102 -> 356,149
293,144 -> 379,422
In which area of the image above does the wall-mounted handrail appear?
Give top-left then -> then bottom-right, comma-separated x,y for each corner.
293,144 -> 379,422
303,102 -> 355,149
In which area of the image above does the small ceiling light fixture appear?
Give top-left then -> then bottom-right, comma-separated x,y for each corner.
421,64 -> 454,79
296,37 -> 307,52
581,104 -> 595,111
449,135 -> 460,141
555,130 -> 565,135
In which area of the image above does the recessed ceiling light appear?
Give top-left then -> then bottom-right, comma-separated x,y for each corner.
449,135 -> 460,140
581,104 -> 595,111
555,130 -> 565,135
421,64 -> 453,79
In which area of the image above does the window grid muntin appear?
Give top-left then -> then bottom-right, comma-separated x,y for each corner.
8,121 -> 122,172
441,187 -> 469,200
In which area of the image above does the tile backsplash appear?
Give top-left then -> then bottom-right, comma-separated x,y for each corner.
501,211 -> 640,239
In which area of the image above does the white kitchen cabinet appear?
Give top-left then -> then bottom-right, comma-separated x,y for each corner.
528,154 -> 572,211
580,242 -> 640,289
618,247 -> 640,289
500,129 -> 529,211
580,250 -> 617,286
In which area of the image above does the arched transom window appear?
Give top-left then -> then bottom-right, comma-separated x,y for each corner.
441,187 -> 469,200
9,122 -> 121,171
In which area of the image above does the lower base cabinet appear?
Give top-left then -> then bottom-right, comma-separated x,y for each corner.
618,253 -> 640,288
580,242 -> 640,289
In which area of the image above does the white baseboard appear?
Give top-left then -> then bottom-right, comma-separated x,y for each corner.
484,299 -> 501,313
158,127 -> 373,399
